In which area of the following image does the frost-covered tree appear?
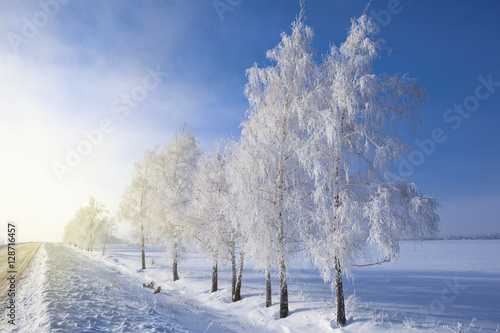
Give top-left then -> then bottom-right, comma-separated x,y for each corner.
85,197 -> 106,251
63,197 -> 112,252
119,158 -> 153,270
98,216 -> 116,255
235,6 -> 315,317
222,141 -> 247,302
191,144 -> 234,293
147,123 -> 200,281
296,13 -> 439,326
63,207 -> 87,247
226,138 -> 274,304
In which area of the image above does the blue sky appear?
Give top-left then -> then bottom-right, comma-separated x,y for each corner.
0,0 -> 499,242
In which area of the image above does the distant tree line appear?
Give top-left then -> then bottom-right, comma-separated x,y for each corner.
426,234 -> 500,241
63,197 -> 116,255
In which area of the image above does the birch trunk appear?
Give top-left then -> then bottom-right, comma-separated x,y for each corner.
140,231 -> 146,270
265,264 -> 272,307
172,258 -> 179,281
173,249 -> 179,281
333,108 -> 346,326
211,258 -> 218,293
279,259 -> 288,318
233,249 -> 244,302
334,256 -> 346,326
141,245 -> 146,270
230,237 -> 236,298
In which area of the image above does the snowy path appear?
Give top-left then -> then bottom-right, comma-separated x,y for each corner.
7,243 -> 189,333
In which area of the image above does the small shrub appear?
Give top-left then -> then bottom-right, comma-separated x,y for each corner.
143,281 -> 155,289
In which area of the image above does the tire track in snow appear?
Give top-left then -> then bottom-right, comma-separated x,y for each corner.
16,243 -> 190,332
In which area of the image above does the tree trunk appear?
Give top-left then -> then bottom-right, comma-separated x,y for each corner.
211,258 -> 218,293
279,259 -> 288,318
334,256 -> 346,326
173,256 -> 179,281
274,133 -> 288,318
90,234 -> 95,252
140,223 -> 146,270
141,242 -> 146,270
331,148 -> 345,325
265,264 -> 272,307
233,249 -> 244,302
102,225 -> 111,256
230,237 -> 236,298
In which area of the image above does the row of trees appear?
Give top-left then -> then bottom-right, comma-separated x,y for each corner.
63,197 -> 116,255
64,4 -> 439,326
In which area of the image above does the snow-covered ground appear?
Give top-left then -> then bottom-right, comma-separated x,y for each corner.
4,240 -> 500,332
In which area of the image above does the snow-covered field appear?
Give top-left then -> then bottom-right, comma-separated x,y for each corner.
4,240 -> 499,332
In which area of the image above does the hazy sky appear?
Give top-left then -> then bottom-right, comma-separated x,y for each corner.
0,0 -> 499,242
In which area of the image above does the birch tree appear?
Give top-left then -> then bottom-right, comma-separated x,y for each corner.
98,216 -> 116,255
119,157 -> 153,270
235,7 -> 315,317
297,14 -> 439,326
222,141 -> 246,302
148,123 -> 200,281
225,139 -> 259,303
63,208 -> 86,248
63,197 -> 112,252
85,197 -> 106,252
191,144 -> 234,293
